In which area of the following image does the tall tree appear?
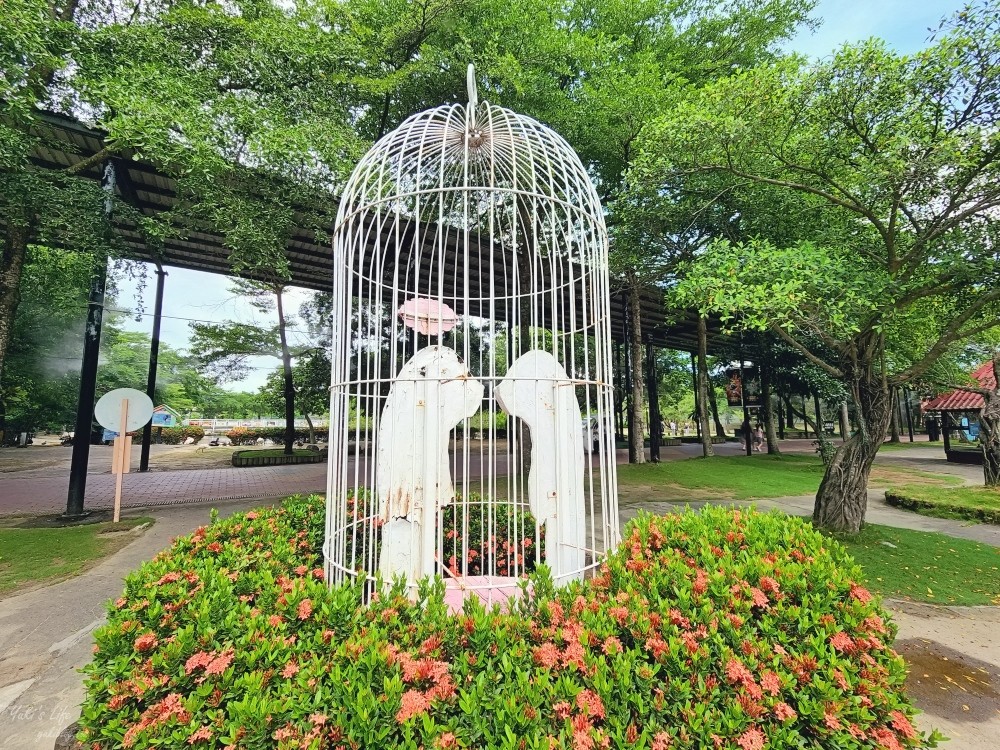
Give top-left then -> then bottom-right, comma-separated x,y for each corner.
646,4 -> 1000,530
190,279 -> 317,454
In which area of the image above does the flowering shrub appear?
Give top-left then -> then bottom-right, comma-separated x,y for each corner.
157,426 -> 205,445
78,498 -> 938,749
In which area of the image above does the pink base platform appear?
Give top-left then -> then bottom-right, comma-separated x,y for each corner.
442,576 -> 526,614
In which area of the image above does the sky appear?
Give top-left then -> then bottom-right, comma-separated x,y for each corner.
113,0 -> 965,393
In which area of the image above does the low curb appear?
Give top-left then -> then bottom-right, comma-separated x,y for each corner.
231,450 -> 328,468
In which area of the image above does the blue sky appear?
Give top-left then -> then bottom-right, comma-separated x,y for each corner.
115,0 -> 965,392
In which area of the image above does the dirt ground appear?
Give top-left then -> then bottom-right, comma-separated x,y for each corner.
0,441 -> 241,475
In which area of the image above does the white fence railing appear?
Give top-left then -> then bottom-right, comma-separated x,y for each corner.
184,418 -> 328,432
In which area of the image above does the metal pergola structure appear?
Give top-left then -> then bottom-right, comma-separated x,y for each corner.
19,111 -> 728,515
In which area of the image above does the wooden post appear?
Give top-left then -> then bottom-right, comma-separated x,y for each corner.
112,398 -> 130,523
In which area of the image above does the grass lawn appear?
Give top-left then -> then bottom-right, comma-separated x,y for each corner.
885,483 -> 1000,523
877,440 -> 943,451
615,454 -> 957,505
616,455 -> 826,504
828,524 -> 1000,606
0,516 -> 152,598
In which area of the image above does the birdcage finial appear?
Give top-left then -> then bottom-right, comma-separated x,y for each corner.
466,63 -> 478,110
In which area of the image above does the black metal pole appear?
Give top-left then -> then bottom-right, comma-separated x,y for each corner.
614,342 -> 624,441
65,259 -> 107,517
646,341 -> 660,462
139,266 -> 166,472
65,162 -> 116,518
622,295 -> 636,463
903,387 -> 915,442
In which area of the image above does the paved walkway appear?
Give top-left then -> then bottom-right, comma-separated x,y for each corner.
0,500 -> 270,749
1,439 -> 998,750
0,440 -> 760,517
0,463 -> 331,516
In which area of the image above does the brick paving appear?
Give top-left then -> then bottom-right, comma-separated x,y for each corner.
0,441 -> 754,516
0,464 -> 330,516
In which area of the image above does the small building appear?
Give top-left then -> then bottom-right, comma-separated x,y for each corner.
151,404 -> 181,427
921,362 -> 996,464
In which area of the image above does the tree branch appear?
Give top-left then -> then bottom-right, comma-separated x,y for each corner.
769,323 -> 844,379
894,290 -> 1000,383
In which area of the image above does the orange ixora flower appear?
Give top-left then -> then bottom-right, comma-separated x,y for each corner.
736,726 -> 765,750
396,689 -> 431,723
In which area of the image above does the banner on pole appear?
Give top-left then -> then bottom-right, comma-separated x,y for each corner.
724,367 -> 762,408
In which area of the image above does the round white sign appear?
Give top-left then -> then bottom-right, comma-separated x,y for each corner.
95,388 -> 154,432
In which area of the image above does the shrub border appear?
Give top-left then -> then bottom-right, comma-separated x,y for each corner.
884,488 -> 1000,524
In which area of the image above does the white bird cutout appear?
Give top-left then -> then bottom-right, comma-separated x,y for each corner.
376,346 -> 484,591
495,350 -> 586,584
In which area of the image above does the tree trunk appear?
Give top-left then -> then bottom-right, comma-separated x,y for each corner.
783,395 -> 795,429
813,370 -> 892,532
980,358 -> 1000,487
304,412 -> 316,445
839,402 -> 851,440
0,225 -> 30,441
760,367 -> 780,455
696,316 -> 714,458
888,388 -> 901,443
275,287 -> 295,455
626,282 -> 646,463
706,380 -> 727,438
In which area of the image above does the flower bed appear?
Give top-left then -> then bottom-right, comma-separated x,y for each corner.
78,497 -> 937,749
156,426 -> 205,445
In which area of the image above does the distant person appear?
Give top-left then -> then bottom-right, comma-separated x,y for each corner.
754,424 -> 765,452
741,418 -> 753,450
669,420 -> 677,436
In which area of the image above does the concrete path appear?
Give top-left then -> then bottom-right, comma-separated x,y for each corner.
0,499 -> 274,749
890,601 -> 1000,746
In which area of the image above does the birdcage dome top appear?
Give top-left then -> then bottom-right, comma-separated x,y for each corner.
336,66 -> 605,232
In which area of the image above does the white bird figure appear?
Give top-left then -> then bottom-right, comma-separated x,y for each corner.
376,345 -> 484,592
495,350 -> 585,584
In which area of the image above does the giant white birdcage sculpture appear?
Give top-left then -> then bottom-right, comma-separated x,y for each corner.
325,66 -> 619,608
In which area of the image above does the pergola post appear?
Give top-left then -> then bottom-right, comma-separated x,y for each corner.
903,387 -> 915,442
614,342 -> 624,441
65,257 -> 107,517
645,340 -> 660,462
65,162 -> 116,518
139,265 -> 166,472
622,294 -> 636,463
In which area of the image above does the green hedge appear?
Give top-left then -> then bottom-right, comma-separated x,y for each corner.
225,426 -> 317,445
78,498 -> 937,749
157,426 -> 205,445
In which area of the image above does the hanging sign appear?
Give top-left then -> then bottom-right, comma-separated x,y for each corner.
724,367 -> 762,408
